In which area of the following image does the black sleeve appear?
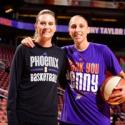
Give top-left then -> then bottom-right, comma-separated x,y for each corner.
58,51 -> 68,89
7,44 -> 24,125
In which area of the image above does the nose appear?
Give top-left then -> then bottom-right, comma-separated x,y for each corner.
75,26 -> 80,31
44,23 -> 50,28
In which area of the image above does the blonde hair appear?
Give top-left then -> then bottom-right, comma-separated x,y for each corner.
33,9 -> 56,40
36,9 -> 55,23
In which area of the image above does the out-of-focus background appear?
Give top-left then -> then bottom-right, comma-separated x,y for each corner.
0,0 -> 125,125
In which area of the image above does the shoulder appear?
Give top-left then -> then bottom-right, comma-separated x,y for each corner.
52,45 -> 66,55
90,42 -> 111,52
61,45 -> 73,50
61,45 -> 74,54
16,44 -> 23,49
90,42 -> 107,48
15,44 -> 29,56
16,44 -> 28,51
15,44 -> 24,52
53,45 -> 62,51
53,45 -> 64,52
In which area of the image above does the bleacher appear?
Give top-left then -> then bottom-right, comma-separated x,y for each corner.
0,45 -> 14,124
0,71 -> 9,90
0,98 -> 7,125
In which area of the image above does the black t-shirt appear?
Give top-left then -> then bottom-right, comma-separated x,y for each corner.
7,43 -> 67,125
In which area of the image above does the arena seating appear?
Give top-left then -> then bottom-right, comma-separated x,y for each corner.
0,98 -> 7,124
0,46 -> 14,124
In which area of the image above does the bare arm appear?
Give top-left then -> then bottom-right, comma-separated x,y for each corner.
109,71 -> 125,104
21,37 -> 35,48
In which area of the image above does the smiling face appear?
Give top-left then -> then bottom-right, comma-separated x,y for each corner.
68,15 -> 90,45
35,13 -> 56,43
